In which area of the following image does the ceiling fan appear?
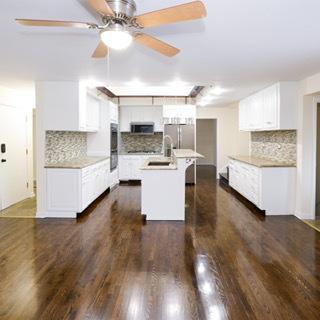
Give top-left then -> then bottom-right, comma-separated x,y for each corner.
15,0 -> 207,58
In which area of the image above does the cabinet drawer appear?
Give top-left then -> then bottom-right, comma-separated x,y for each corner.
229,159 -> 261,206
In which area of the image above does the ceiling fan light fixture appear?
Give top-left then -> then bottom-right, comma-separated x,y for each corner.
100,28 -> 133,50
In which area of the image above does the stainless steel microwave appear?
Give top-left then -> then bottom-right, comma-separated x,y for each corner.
130,122 -> 155,135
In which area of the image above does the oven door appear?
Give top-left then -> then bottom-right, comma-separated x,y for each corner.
111,123 -> 118,152
110,152 -> 118,172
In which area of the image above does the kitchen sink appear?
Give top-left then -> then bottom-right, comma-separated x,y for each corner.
148,161 -> 171,166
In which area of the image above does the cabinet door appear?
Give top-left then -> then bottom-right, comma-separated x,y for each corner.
120,106 -> 131,132
119,157 -> 128,180
251,93 -> 263,130
239,100 -> 248,131
82,177 -> 92,210
86,93 -> 100,132
153,106 -> 163,132
262,85 -> 279,129
110,102 -> 119,124
47,169 -> 81,212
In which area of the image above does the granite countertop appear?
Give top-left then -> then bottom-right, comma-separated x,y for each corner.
119,152 -> 163,156
140,157 -> 177,170
229,155 -> 296,168
173,149 -> 204,159
45,156 -> 110,169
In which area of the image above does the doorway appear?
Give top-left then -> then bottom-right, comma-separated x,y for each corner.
316,104 -> 320,219
0,104 -> 35,217
196,119 -> 217,180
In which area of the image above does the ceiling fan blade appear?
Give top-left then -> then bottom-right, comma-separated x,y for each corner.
89,0 -> 114,16
134,1 -> 207,28
135,33 -> 180,57
15,19 -> 97,29
92,41 -> 109,58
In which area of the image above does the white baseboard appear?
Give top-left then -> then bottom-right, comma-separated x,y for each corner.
36,211 -> 77,218
295,211 -> 315,220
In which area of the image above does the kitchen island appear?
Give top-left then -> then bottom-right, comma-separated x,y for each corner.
140,149 -> 203,221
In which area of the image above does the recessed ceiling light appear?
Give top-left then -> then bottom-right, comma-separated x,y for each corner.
209,86 -> 226,96
167,79 -> 188,87
126,79 -> 145,87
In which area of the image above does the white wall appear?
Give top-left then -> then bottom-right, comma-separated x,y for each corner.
197,103 -> 250,176
316,105 -> 320,216
294,73 -> 320,219
196,119 -> 217,165
32,109 -> 37,185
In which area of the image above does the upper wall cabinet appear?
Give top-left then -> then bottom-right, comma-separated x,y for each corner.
239,82 -> 298,131
163,105 -> 196,124
120,106 -> 163,132
109,101 -> 119,124
39,81 -> 100,132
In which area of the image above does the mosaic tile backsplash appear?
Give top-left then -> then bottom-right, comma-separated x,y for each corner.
45,131 -> 87,164
251,130 -> 297,164
120,133 -> 163,153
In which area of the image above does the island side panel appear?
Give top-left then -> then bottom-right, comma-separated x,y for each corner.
141,168 -> 185,221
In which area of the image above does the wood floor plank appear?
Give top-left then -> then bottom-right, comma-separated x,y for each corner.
0,166 -> 319,320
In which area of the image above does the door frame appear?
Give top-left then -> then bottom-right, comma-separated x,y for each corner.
195,118 -> 219,177
311,96 -> 320,219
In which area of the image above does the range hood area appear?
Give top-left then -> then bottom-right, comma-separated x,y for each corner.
130,122 -> 155,135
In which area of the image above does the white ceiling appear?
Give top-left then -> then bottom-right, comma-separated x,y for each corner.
1,0 -> 320,106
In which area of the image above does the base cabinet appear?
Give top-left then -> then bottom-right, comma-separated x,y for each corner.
119,155 -> 161,180
46,159 -> 110,217
229,159 -> 296,215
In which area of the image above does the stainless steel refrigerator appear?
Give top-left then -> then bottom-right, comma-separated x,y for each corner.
164,124 -> 195,184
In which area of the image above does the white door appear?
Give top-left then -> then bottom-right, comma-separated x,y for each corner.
0,105 -> 29,210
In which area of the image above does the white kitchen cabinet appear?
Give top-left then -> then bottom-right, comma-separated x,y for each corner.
239,82 -> 298,131
46,159 -> 110,217
120,106 -> 163,132
87,99 -> 119,157
84,93 -> 100,131
110,101 -> 119,124
109,169 -> 119,188
229,159 -> 296,215
119,155 -> 160,180
39,81 -> 100,132
163,105 -> 196,124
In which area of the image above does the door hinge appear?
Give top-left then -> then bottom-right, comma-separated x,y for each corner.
26,182 -> 29,188
26,149 -> 28,155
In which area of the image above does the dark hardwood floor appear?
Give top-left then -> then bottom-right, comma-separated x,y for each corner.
0,166 -> 319,320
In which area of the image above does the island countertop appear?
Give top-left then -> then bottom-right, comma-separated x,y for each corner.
140,157 -> 177,170
45,156 -> 110,169
173,149 -> 204,159
229,155 -> 296,168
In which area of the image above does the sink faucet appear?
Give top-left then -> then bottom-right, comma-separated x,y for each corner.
163,135 -> 174,161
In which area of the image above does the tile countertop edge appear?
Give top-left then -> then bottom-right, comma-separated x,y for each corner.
119,153 -> 163,156
229,155 -> 296,168
45,156 -> 110,169
173,149 -> 204,158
